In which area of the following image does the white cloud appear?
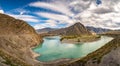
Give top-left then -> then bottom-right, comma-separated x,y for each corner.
36,12 -> 74,24
8,14 -> 40,22
73,0 -> 120,30
34,22 -> 57,29
29,1 -> 74,16
46,19 -> 57,25
0,10 -> 4,13
30,0 -> 120,30
36,12 -> 68,21
33,19 -> 60,29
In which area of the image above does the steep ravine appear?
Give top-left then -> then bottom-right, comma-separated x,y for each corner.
0,13 -> 42,66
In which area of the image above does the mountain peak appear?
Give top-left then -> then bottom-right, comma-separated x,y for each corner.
48,22 -> 92,36
74,22 -> 82,24
72,22 -> 85,27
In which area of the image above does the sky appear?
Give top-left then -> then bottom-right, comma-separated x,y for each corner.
0,0 -> 120,30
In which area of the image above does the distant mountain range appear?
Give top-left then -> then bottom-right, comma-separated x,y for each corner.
36,25 -> 111,34
86,26 -> 110,34
48,22 -> 92,36
36,28 -> 57,34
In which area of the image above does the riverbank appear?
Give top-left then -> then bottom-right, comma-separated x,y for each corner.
61,35 -> 100,44
30,48 -> 40,60
62,34 -> 120,66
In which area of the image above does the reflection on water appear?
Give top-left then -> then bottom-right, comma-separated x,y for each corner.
33,36 -> 113,62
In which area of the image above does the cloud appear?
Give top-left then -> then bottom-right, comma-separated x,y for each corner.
8,14 -> 40,22
33,19 -> 72,29
69,0 -> 92,13
7,0 -> 120,30
29,1 -> 74,16
35,12 -> 73,23
93,6 -> 114,14
46,19 -> 57,25
31,0 -> 120,30
0,10 -> 4,13
35,12 -> 75,27
73,0 -> 120,30
33,21 -> 57,29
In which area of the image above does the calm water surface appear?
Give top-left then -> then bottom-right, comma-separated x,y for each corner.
33,36 -> 113,62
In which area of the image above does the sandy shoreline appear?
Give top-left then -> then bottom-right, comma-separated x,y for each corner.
30,45 -> 75,65
30,47 -> 40,62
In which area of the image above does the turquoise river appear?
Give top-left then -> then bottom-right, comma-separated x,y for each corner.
33,36 -> 113,62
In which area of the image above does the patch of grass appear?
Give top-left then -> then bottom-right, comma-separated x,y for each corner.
61,35 -> 77,39
61,35 -> 100,42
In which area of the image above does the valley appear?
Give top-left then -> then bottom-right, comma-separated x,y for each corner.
0,13 -> 120,66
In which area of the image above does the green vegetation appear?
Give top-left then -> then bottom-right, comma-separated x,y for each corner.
61,35 -> 100,42
61,35 -> 77,39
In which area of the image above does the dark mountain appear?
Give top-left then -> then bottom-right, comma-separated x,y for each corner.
36,28 -> 57,34
86,26 -> 110,34
48,22 -> 92,36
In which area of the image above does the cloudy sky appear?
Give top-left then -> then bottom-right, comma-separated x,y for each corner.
0,0 -> 120,30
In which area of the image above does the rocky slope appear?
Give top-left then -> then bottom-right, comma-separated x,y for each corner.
0,13 -> 42,66
48,22 -> 92,36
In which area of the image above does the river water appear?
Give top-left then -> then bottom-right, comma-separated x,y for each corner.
33,36 -> 113,62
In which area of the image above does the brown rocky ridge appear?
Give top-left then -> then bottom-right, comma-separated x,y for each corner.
0,13 -> 42,66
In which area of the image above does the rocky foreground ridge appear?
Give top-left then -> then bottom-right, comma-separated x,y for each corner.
0,13 -> 42,66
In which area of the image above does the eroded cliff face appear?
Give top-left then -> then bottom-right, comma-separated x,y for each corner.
0,13 -> 42,66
